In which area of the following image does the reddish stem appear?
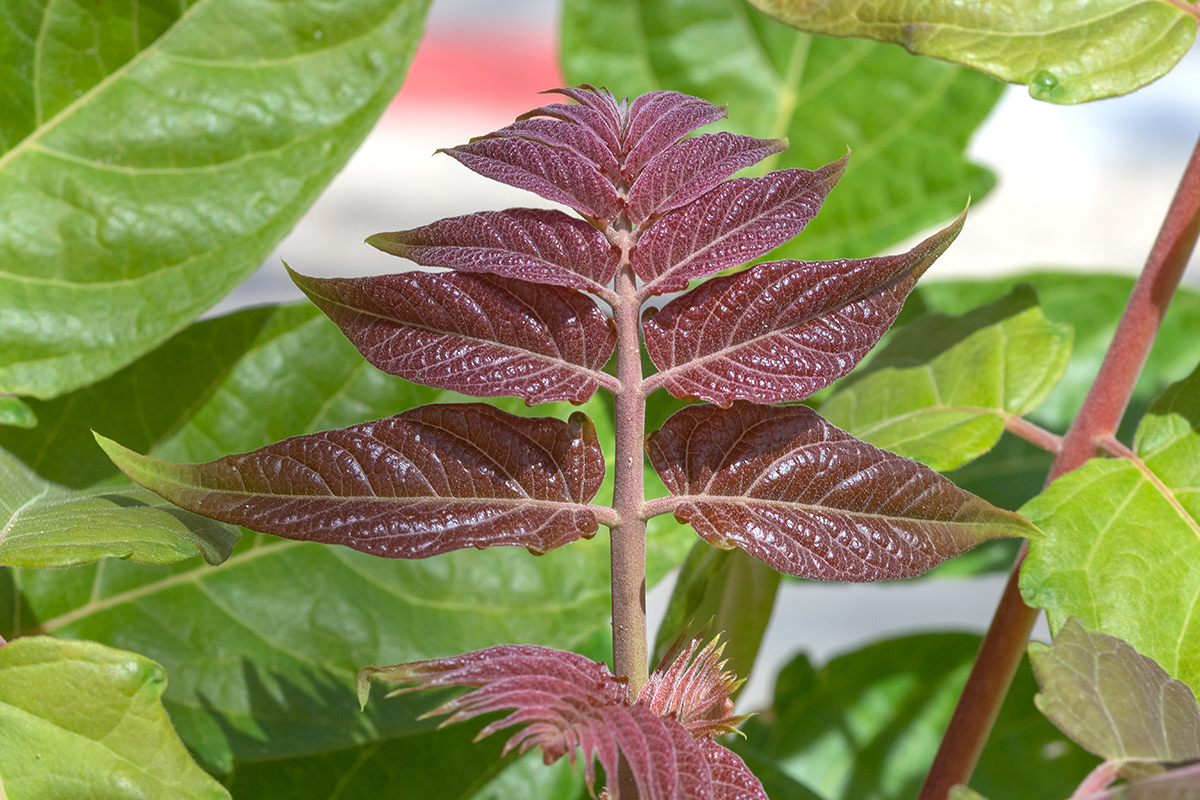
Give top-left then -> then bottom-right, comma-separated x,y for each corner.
919,129 -> 1200,800
1070,761 -> 1120,799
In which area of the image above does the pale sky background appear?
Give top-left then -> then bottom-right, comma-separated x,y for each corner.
213,0 -> 1200,709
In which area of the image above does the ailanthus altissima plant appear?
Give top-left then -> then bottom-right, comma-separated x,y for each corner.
99,86 -> 1038,797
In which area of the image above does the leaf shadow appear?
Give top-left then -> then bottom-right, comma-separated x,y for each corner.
834,284 -> 1040,394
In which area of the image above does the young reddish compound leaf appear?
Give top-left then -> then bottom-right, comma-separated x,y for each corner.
646,403 -> 1034,581
366,208 -> 620,292
622,90 -> 729,180
626,133 -> 787,224
632,159 -> 847,295
97,403 -> 606,559
357,638 -> 765,800
288,267 -> 618,405
642,211 -> 965,406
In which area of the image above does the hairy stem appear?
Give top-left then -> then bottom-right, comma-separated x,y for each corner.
611,261 -> 649,697
920,128 -> 1200,800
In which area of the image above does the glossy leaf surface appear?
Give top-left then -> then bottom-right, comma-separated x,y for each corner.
360,642 -> 763,800
0,636 -> 228,800
748,0 -> 1197,104
1020,365 -> 1200,692
0,444 -> 237,568
633,160 -> 845,295
366,208 -> 619,292
644,211 -> 962,406
561,0 -> 1002,261
732,633 -> 1096,800
290,268 -> 617,405
1030,618 -> 1200,777
647,402 -> 1033,580
101,403 -> 605,559
0,0 -> 431,400
627,132 -> 787,224
822,285 -> 1072,471
0,304 -> 693,775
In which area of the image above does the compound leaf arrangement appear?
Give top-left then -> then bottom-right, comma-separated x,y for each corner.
103,86 -> 1035,796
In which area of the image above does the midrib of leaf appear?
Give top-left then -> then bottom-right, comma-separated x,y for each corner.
847,405 -> 1015,441
305,289 -> 618,392
328,741 -> 383,800
0,489 -> 50,547
1160,0 -> 1200,22
758,32 -> 812,176
851,68 -> 959,168
24,538 -> 306,635
628,0 -> 660,89
0,0 -> 213,172
680,495 -> 1006,530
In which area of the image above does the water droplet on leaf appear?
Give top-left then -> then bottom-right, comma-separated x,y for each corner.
1032,70 -> 1059,93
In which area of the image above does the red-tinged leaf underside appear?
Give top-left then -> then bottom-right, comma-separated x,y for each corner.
643,212 -> 965,406
632,159 -> 847,295
358,643 -> 766,800
646,403 -> 1033,581
289,268 -> 616,405
366,208 -> 619,292
626,133 -> 786,224
442,136 -> 622,222
98,404 -> 606,559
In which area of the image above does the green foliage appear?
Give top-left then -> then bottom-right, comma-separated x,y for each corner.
0,398 -> 35,429
747,0 -> 1197,103
0,444 -> 237,568
822,285 -> 1072,472
560,0 -> 1003,261
1021,365 -> 1200,692
0,636 -> 229,800
0,0 -> 431,401
731,633 -> 1097,800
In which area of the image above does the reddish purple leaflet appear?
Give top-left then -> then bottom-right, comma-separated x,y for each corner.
289,267 -> 617,405
642,212 -> 965,406
101,404 -> 605,558
357,637 -> 765,800
646,403 -> 1034,581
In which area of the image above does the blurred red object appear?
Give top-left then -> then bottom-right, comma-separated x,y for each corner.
389,31 -> 563,120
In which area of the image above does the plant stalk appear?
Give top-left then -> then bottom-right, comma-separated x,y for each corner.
919,128 -> 1200,800
611,261 -> 649,698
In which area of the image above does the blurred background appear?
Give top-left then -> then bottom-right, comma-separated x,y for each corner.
209,0 -> 1200,709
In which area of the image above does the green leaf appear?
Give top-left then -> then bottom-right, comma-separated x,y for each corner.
1020,363 -> 1200,693
0,302 -> 691,774
0,398 -> 35,430
731,633 -> 1097,800
0,444 -> 237,568
0,636 -> 228,800
821,285 -> 1072,472
914,273 -> 1200,436
561,0 -> 1003,261
747,0 -> 1197,104
652,544 -> 780,687
1029,618 -> 1200,778
0,0 -> 432,400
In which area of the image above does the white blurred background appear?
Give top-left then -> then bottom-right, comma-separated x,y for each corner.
210,0 -> 1200,709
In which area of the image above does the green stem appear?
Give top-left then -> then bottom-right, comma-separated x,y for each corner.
919,127 -> 1200,800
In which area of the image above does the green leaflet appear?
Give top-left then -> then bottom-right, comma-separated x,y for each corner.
915,273 -> 1200,436
822,285 -> 1072,473
747,0 -> 1197,104
1020,364 -> 1200,693
0,0 -> 431,400
0,398 -> 35,430
0,303 -> 691,774
0,636 -> 228,800
730,632 -> 1096,800
1029,618 -> 1200,778
0,444 -> 237,568
561,0 -> 1003,261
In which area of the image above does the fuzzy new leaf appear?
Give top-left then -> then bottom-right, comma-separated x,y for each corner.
644,211 -> 964,406
647,403 -> 1034,580
358,641 -> 764,800
99,403 -> 606,559
289,268 -> 617,405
